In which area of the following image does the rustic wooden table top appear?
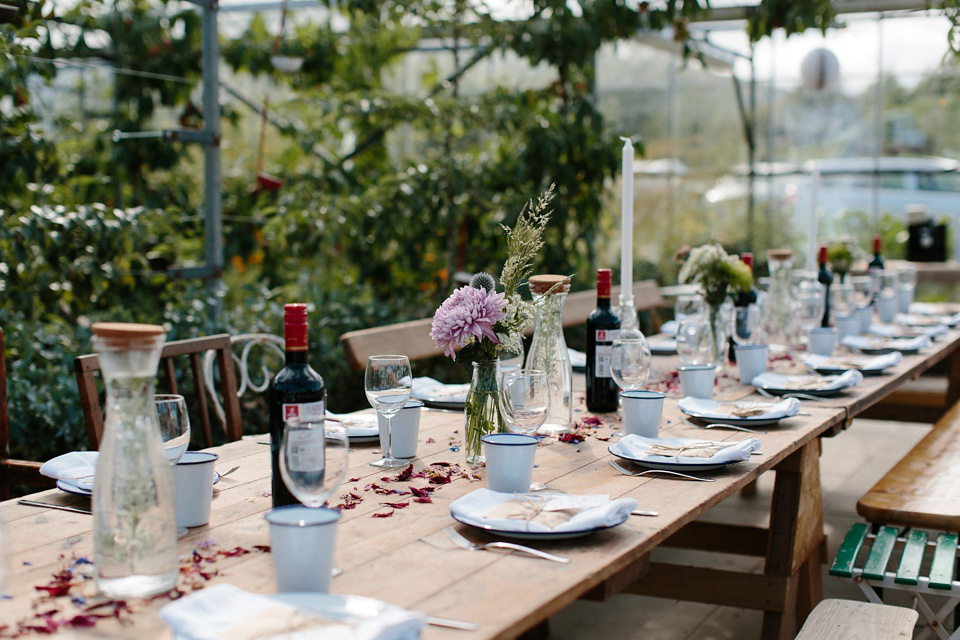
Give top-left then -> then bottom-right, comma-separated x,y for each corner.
3,329 -> 959,639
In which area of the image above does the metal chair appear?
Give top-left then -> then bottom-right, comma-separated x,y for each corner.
74,334 -> 243,449
202,333 -> 284,444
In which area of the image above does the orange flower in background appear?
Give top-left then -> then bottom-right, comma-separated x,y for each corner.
230,255 -> 246,273
249,249 -> 264,265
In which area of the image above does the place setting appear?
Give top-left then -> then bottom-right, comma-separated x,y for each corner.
409,376 -> 469,410
802,351 -> 902,376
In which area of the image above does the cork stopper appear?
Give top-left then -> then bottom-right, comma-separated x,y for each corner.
91,322 -> 165,349
529,274 -> 571,295
766,249 -> 794,261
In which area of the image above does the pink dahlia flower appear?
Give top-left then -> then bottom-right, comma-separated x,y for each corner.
430,286 -> 507,359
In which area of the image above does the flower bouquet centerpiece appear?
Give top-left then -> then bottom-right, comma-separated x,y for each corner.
430,189 -> 555,464
677,243 -> 754,366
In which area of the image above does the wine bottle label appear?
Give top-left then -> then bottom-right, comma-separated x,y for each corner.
594,329 -> 619,378
282,399 -> 325,424
286,428 -> 326,473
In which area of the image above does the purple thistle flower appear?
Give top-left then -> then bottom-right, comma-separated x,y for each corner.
430,286 -> 507,359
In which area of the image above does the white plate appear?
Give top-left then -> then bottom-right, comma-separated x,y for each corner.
449,489 -> 633,541
677,397 -> 799,427
842,335 -> 929,355
608,436 -> 756,473
411,378 -> 468,411
59,471 -> 221,497
751,370 -> 862,396
648,338 -> 677,355
803,352 -> 901,376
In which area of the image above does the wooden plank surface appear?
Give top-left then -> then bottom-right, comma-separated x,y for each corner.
2,329 -> 958,639
857,398 -> 960,530
794,599 -> 917,640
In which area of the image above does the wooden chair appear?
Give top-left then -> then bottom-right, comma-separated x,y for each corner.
202,333 -> 284,440
794,599 -> 917,639
338,279 -> 665,370
0,328 -> 56,500
74,334 -> 243,449
830,400 -> 960,639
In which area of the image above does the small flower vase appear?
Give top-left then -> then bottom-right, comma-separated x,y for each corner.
464,359 -> 506,465
708,303 -> 731,370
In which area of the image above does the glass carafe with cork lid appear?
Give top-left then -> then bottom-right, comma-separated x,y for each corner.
91,322 -> 177,598
525,274 -> 573,435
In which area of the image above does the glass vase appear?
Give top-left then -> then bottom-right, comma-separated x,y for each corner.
464,359 -> 506,465
708,302 -> 732,369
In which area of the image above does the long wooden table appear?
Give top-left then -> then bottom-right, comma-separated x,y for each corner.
3,331 -> 960,640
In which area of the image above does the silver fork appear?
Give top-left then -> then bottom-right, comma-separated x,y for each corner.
442,526 -> 570,563
682,417 -> 765,434
608,459 -> 716,482
756,388 -> 843,405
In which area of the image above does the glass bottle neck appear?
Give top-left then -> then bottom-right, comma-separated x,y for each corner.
285,349 -> 308,365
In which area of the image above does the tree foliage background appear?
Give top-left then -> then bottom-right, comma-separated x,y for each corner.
1,0 -> 836,459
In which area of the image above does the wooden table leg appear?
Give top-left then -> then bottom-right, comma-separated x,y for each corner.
762,439 -> 825,640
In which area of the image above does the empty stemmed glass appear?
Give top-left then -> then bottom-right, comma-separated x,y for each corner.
498,369 -> 550,436
365,355 -> 412,468
155,394 -> 191,465
280,419 -> 350,508
498,369 -> 550,490
611,338 -> 652,391
676,317 -> 713,365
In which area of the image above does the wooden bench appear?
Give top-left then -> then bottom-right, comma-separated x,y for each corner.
339,280 -> 664,370
830,400 -> 960,638
794,599 -> 917,639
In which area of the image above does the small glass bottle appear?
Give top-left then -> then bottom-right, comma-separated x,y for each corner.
92,322 -> 177,598
525,274 -> 573,435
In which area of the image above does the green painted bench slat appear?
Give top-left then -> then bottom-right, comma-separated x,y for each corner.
863,526 -> 900,581
830,523 -> 869,578
929,533 -> 958,590
894,530 -> 927,585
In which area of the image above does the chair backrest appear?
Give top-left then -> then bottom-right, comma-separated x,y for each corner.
74,334 -> 243,449
338,279 -> 665,370
202,333 -> 285,439
0,328 -> 55,499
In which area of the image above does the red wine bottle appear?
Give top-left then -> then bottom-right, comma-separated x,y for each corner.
818,246 -> 833,327
868,235 -> 885,303
586,269 -> 621,413
269,303 -> 327,507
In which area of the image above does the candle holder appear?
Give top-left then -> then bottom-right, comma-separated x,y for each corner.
618,294 -> 643,340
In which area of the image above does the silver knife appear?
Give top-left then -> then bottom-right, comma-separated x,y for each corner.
426,616 -> 478,631
18,499 -> 91,515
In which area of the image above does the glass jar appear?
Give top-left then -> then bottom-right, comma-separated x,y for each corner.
525,275 -> 573,435
92,322 -> 178,598
463,359 -> 504,465
760,249 -> 796,352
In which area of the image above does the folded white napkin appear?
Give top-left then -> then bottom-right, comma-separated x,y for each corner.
659,320 -> 678,336
449,488 -> 636,534
410,377 -> 469,404
909,303 -> 960,323
751,370 -> 863,392
842,334 -> 931,353
325,411 -> 378,437
803,352 -> 902,372
567,348 -> 586,368
612,434 -> 761,465
647,338 -> 677,354
39,451 -> 98,492
677,396 -> 800,421
160,584 -> 424,640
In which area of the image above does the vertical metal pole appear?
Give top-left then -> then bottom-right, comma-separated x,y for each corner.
746,43 -> 757,253
766,38 -> 777,254
872,14 -> 884,230
202,0 -> 223,325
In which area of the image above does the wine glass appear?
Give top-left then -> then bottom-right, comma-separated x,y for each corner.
155,394 -> 191,465
365,355 -> 412,468
611,338 -> 652,391
675,318 -> 713,365
280,420 -> 350,508
498,369 -> 550,436
732,303 -> 764,346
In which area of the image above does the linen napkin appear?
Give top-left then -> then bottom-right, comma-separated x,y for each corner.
160,584 -> 425,640
803,352 -> 901,373
39,451 -> 98,492
612,434 -> 761,465
449,488 -> 636,534
410,377 -> 469,404
677,396 -> 800,421
842,334 -> 931,354
751,369 -> 863,392
567,348 -> 586,369
659,320 -> 678,336
324,411 -> 378,437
